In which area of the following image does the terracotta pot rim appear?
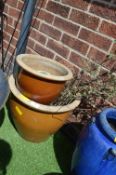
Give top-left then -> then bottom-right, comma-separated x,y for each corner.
16,54 -> 73,81
9,75 -> 80,113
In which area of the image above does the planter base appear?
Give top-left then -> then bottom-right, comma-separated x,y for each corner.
8,75 -> 80,143
9,95 -> 70,143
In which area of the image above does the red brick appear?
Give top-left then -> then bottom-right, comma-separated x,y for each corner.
8,7 -> 20,18
104,58 -> 116,70
38,0 -> 47,8
79,29 -> 112,51
7,0 -> 17,7
87,47 -> 107,64
32,18 -> 40,30
62,34 -> 89,55
30,30 -> 46,45
34,44 -> 54,58
5,25 -> 19,38
99,21 -> 116,38
40,23 -> 61,40
47,39 -> 69,58
90,2 -> 116,22
27,38 -> 35,49
9,45 -> 15,54
70,9 -> 100,30
105,42 -> 116,70
17,1 -> 24,10
111,42 -> 116,54
14,21 -> 21,31
69,52 -> 90,69
3,41 -> 9,51
62,0 -> 90,10
6,25 -> 14,34
26,47 -> 36,54
37,9 -> 54,24
4,32 -> 10,42
7,17 -> 14,26
26,48 -> 33,54
14,30 -> 19,39
46,1 -> 70,18
55,55 -> 80,75
11,38 -> 17,46
54,17 -> 79,35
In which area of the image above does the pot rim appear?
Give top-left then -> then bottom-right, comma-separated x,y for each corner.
16,54 -> 73,81
9,75 -> 80,113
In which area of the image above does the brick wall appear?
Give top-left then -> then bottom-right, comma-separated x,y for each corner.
2,0 -> 116,74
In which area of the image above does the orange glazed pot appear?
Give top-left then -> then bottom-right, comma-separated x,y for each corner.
9,75 -> 80,143
16,54 -> 73,104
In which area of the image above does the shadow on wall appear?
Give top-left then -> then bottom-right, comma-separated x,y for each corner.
0,139 -> 12,175
43,123 -> 82,175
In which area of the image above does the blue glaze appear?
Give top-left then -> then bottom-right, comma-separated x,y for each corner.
72,108 -> 116,175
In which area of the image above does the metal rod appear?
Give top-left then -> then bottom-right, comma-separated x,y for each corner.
13,0 -> 38,77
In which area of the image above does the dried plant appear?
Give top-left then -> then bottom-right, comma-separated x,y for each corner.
51,41 -> 116,124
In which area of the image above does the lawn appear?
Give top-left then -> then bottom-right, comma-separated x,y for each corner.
0,107 -> 74,175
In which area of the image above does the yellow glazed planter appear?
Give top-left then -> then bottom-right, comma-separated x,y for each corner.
8,75 -> 80,143
16,54 -> 73,104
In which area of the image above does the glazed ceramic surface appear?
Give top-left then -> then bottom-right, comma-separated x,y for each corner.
10,95 -> 69,142
16,69 -> 65,104
9,75 -> 80,143
16,54 -> 73,104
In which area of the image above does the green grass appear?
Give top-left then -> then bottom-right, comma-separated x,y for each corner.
0,107 -> 74,175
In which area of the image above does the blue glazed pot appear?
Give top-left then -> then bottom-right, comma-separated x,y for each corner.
71,108 -> 116,175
